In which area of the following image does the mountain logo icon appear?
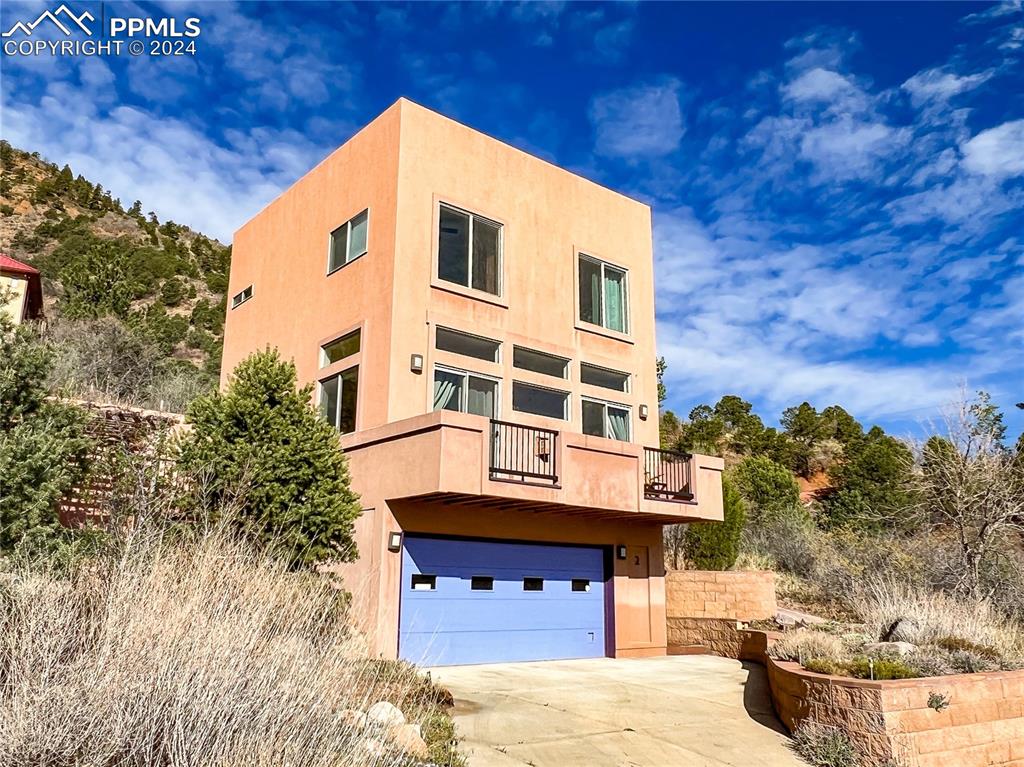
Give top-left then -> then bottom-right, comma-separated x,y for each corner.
2,4 -> 94,37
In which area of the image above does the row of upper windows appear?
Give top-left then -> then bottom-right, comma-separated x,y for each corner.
233,202 -> 632,336
313,325 -> 634,442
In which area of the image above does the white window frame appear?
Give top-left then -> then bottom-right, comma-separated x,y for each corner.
579,254 -> 629,334
433,364 -> 501,418
580,361 -> 631,393
435,326 -> 502,363
438,202 -> 503,297
319,329 -> 361,368
511,380 -> 570,421
318,365 -> 359,434
327,209 -> 369,274
231,285 -> 253,309
581,396 -> 632,441
512,345 -> 570,380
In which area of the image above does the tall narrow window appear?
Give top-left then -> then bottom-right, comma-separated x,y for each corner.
319,366 -> 359,434
433,366 -> 498,418
582,398 -> 631,441
437,203 -> 502,296
579,255 -> 628,333
328,210 -> 369,273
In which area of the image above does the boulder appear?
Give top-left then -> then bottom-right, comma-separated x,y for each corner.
366,700 -> 406,728
881,618 -> 919,643
389,722 -> 429,760
863,641 -> 917,657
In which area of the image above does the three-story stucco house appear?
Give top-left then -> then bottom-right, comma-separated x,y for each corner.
221,99 -> 724,666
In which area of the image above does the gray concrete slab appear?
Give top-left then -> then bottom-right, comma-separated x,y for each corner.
433,655 -> 803,767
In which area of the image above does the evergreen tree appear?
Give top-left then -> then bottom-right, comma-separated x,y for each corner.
176,349 -> 362,566
0,306 -> 91,551
730,454 -> 801,521
684,476 -> 746,570
59,239 -> 135,319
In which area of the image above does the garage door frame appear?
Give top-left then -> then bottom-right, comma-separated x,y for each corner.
397,532 -> 616,663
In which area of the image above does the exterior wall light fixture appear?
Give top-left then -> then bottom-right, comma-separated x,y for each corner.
639,404 -> 649,421
388,531 -> 403,552
410,354 -> 424,374
616,544 -> 627,560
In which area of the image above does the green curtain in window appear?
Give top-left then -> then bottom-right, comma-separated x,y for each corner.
433,373 -> 460,411
603,269 -> 625,332
608,407 -> 629,441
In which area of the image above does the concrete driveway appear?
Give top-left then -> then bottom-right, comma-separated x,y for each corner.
432,655 -> 803,767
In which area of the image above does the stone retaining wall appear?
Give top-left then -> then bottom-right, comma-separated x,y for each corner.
669,618 -> 1024,767
665,569 -> 776,621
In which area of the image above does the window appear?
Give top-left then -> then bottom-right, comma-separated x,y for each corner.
513,346 -> 569,379
319,366 -> 359,434
579,255 -> 628,333
512,381 -> 568,420
438,203 -> 501,295
231,285 -> 253,309
433,366 -> 498,418
580,363 -> 630,393
321,329 -> 360,367
523,577 -> 544,591
572,579 -> 591,593
435,327 -> 501,363
471,576 -> 494,591
411,574 -> 436,591
582,398 -> 631,441
328,210 -> 369,272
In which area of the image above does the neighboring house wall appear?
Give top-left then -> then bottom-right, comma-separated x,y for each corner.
1,274 -> 29,323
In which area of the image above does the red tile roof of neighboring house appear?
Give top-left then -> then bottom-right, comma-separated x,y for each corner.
0,253 -> 44,320
0,254 -> 40,276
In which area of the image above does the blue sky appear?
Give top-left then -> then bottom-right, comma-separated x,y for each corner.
2,1 -> 1022,438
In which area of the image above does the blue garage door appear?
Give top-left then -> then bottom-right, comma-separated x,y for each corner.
398,536 -> 607,666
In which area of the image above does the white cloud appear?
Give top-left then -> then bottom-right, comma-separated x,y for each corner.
589,79 -> 684,159
782,68 -> 859,103
799,119 -> 908,181
1,97 -> 328,242
902,67 -> 993,106
961,120 -> 1024,178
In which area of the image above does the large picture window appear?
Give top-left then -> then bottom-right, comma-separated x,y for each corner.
319,366 -> 359,434
582,398 -> 630,441
433,366 -> 499,418
579,255 -> 628,333
328,210 -> 369,273
438,203 -> 501,296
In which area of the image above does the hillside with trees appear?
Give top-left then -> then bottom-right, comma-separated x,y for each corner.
0,141 -> 231,410
661,391 -> 1024,624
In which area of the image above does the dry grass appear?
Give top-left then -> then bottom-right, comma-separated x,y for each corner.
851,578 -> 1024,662
768,630 -> 847,664
0,526 -> 462,767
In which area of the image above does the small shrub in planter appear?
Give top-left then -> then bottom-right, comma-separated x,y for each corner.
768,630 -> 846,665
792,722 -> 861,767
844,657 -> 918,680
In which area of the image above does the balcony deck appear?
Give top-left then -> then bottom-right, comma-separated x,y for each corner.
339,411 -> 724,524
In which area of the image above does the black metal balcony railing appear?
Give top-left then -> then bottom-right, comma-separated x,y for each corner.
489,420 -> 559,486
644,447 -> 694,502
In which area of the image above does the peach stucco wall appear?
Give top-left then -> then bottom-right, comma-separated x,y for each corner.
225,99 -> 724,661
222,98 -> 660,447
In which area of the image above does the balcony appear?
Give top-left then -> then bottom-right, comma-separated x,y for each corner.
643,447 -> 694,502
339,411 -> 724,523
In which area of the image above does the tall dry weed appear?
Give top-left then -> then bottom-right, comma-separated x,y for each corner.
0,525 -> 456,767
